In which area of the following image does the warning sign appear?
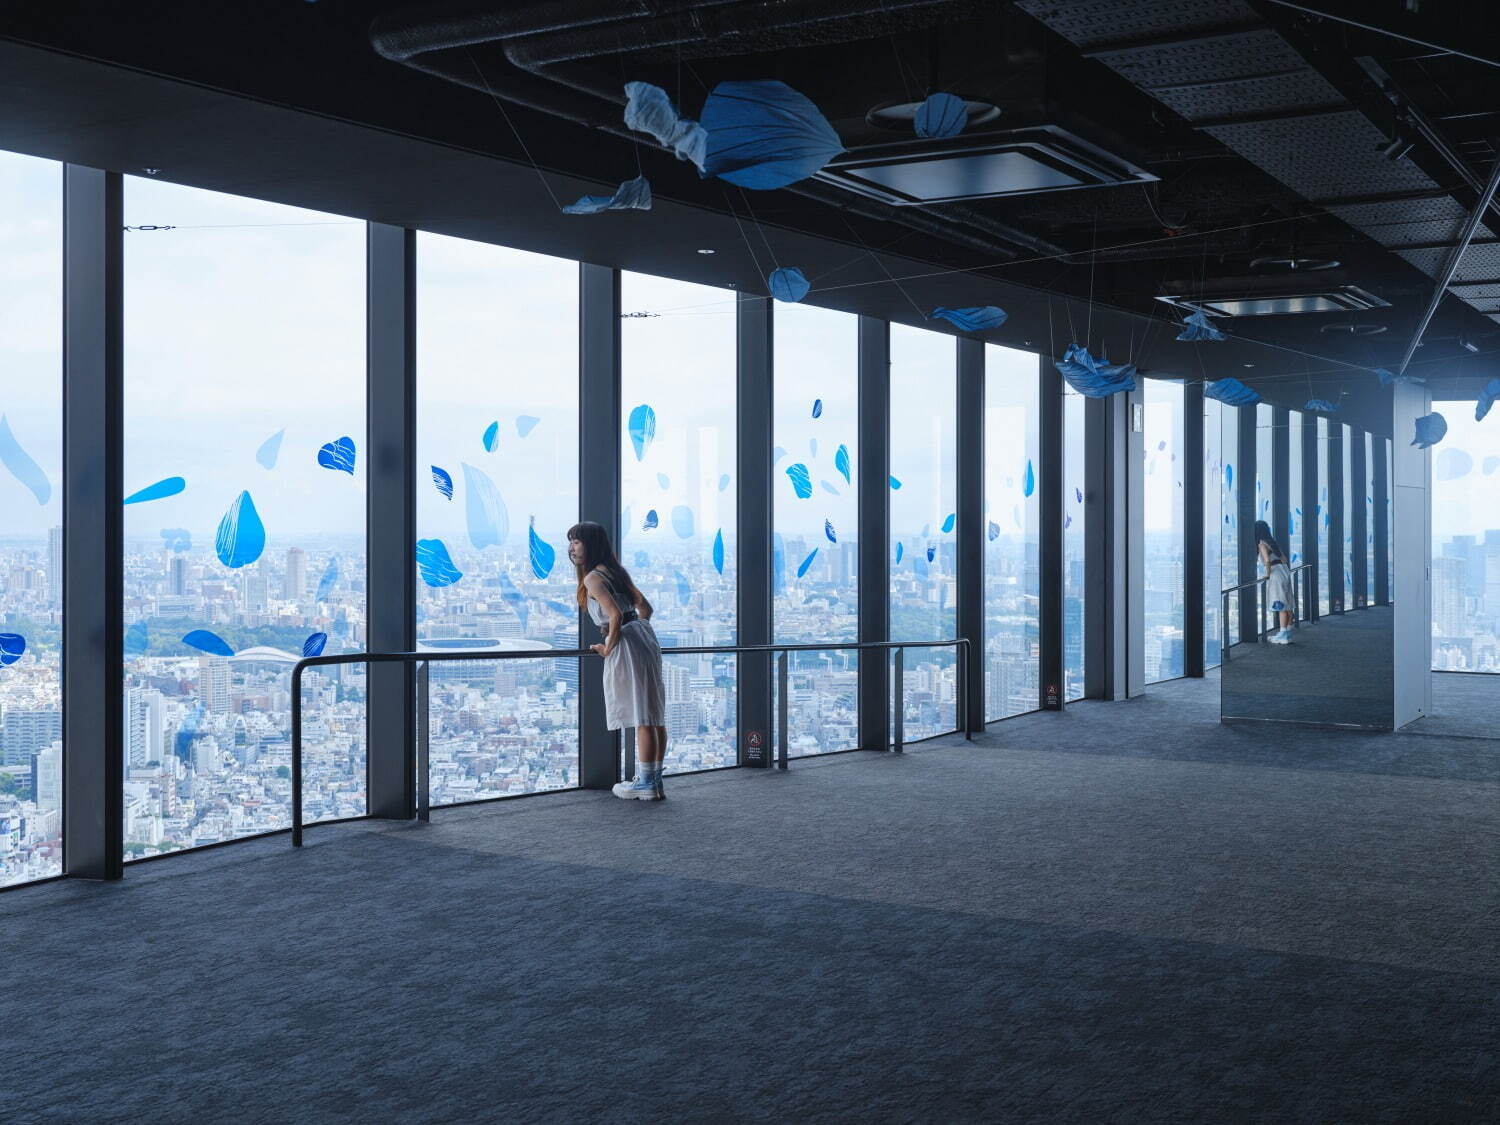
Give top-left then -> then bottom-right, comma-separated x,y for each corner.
745,729 -> 766,766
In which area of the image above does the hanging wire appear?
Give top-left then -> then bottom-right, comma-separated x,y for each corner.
464,47 -> 563,210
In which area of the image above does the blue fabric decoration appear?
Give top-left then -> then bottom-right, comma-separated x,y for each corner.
562,175 -> 652,214
1304,399 -> 1339,413
482,422 -> 499,452
825,519 -> 837,544
1055,345 -> 1138,398
0,632 -> 26,666
928,306 -> 1007,333
987,521 -> 1000,541
432,465 -> 454,500
183,629 -> 234,657
1076,486 -> 1084,503
302,632 -> 328,658
1224,467 -> 1232,490
215,491 -> 265,569
0,415 -> 51,505
316,558 -> 338,601
811,397 -> 823,419
628,404 -> 657,461
161,528 -> 191,552
1376,367 -> 1426,386
1271,601 -> 1285,613
1476,379 -> 1500,422
529,519 -> 556,579
317,436 -> 356,474
124,477 -> 186,505
623,82 -> 707,166
256,429 -> 284,470
499,572 -> 529,632
889,475 -> 902,490
926,546 -> 937,563
820,480 -> 840,497
770,268 -> 811,303
1412,412 -> 1447,449
416,538 -> 463,587
1435,448 -> 1472,481
941,513 -> 956,534
699,80 -> 844,190
1023,460 -> 1035,498
643,509 -> 659,531
671,505 -> 695,539
1204,377 -> 1261,407
786,463 -> 813,499
797,548 -> 819,578
516,415 -> 541,438
462,463 -> 509,549
835,444 -> 851,484
1176,311 -> 1226,342
914,92 -> 967,139
657,472 -> 671,489
124,622 -> 149,656
712,529 -> 725,575
895,542 -> 904,565
1484,456 -> 1500,475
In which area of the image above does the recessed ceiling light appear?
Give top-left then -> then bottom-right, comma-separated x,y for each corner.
142,168 -> 161,175
1242,363 -> 1255,368
697,248 -> 715,255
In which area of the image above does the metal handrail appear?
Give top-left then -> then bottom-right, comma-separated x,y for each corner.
1220,563 -> 1317,659
290,637 -> 973,845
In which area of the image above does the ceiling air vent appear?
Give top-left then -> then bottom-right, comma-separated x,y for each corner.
815,124 -> 1156,206
1156,274 -> 1390,318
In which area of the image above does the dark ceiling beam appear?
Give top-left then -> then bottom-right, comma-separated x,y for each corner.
1080,22 -> 1265,59
1263,1 -> 1500,72
1190,103 -> 1350,129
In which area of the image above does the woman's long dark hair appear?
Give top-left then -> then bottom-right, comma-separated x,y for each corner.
567,521 -> 642,609
1253,520 -> 1286,564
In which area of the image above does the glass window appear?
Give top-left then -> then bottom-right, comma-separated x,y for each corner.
123,179 -> 366,857
1318,416 -> 1331,615
1221,403 -> 1241,646
1430,409 -> 1500,671
1063,392 -> 1087,698
620,272 -> 737,771
1143,380 -> 1184,682
0,151 -> 62,889
889,325 -> 957,739
1386,438 -> 1394,603
1203,398 -> 1223,669
773,303 -> 858,756
1255,402 -> 1274,528
1287,410 -> 1303,567
416,234 -> 579,800
1342,423 -> 1354,611
984,344 -> 1039,719
1365,431 -> 1376,603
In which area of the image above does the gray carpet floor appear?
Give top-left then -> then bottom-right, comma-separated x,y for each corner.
3,674 -> 1497,1123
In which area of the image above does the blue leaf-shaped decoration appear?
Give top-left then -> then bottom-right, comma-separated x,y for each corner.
773,445 -> 787,464
810,438 -> 819,459
718,473 -> 731,492
499,572 -> 529,633
941,513 -> 956,534
1375,367 -> 1425,386
914,92 -> 968,139
562,174 -> 652,214
182,629 -> 233,657
926,546 -> 937,563
124,622 -> 148,656
432,465 -> 454,500
811,398 -> 823,419
256,429 -> 284,470
770,268 -> 811,303
820,480 -> 840,497
786,463 -> 813,499
1304,399 -> 1339,413
889,475 -> 902,490
712,529 -> 725,574
302,632 -> 328,658
1176,310 -> 1226,342
316,557 -> 338,601
0,415 -> 51,505
317,436 -> 356,474
1023,460 -> 1035,497
1484,456 -> 1500,475
834,444 -> 851,484
416,538 -> 463,588
516,415 -> 541,438
0,632 -> 26,666
895,542 -> 904,565
1435,448 -> 1472,481
643,509 -> 659,531
482,422 -> 499,452
1065,513 -> 1073,529
1204,378 -> 1260,407
634,550 -> 651,567
1476,379 -> 1500,422
1076,486 -> 1084,503
1412,412 -> 1447,449
657,472 -> 671,489
628,404 -> 657,462
1225,466 -> 1233,490
825,519 -> 837,544
623,81 -> 708,166
545,599 -> 573,615
674,570 -> 693,605
797,548 -> 819,578
215,491 -> 265,569
461,462 -> 509,549
124,477 -> 186,505
671,505 -> 695,539
772,533 -> 786,595
700,80 -> 844,190
987,520 -> 1000,541
928,306 -> 1007,333
529,520 -> 556,579
1055,345 -> 1137,398
160,528 -> 191,552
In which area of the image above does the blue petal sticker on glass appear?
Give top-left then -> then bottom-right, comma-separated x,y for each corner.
416,539 -> 463,587
786,463 -> 812,499
671,505 -> 695,539
628,404 -> 657,462
643,509 -> 659,531
461,463 -> 509,549
0,632 -> 25,666
528,518 -> 556,579
0,415 -> 51,505
889,475 -> 902,490
432,465 -> 454,500
516,415 -> 541,438
824,519 -> 837,544
657,473 -> 671,490
499,572 -> 529,633
317,435 -> 356,474
182,629 -> 234,657
215,491 -> 266,569
941,513 -> 956,534
316,557 -> 338,601
811,398 -> 823,419
482,422 -> 499,453
796,548 -> 819,578
718,473 -> 731,492
712,529 -> 725,575
834,444 -> 851,484
256,428 -> 284,470
987,521 -> 1000,541
1023,460 -> 1035,498
161,528 -> 191,552
124,477 -> 186,505
302,632 -> 328,658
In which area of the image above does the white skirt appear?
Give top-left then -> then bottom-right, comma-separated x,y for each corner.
602,619 -> 667,730
1265,563 -> 1295,614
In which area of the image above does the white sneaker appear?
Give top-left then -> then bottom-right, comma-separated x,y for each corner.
1269,630 -> 1292,645
612,773 -> 660,800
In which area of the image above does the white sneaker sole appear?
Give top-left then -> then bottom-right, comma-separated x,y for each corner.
612,783 -> 660,801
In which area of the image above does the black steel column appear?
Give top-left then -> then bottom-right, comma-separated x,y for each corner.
857,316 -> 890,748
1237,404 -> 1259,642
365,223 -> 416,820
1350,430 -> 1369,608
1038,357 -> 1064,709
62,165 -> 123,880
1374,436 -> 1390,606
956,339 -> 985,732
737,292 -> 773,765
1183,382 -> 1205,677
1084,395 -> 1128,698
1272,405 -> 1290,555
1328,424 -> 1345,613
1300,412 -> 1319,615
578,263 -> 621,788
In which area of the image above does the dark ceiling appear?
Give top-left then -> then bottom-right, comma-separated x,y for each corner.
2,0 -> 1498,419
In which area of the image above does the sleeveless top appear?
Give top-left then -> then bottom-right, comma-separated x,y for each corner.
592,567 -> 639,623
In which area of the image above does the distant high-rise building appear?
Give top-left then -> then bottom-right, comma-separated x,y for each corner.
124,688 -> 165,768
284,547 -> 307,600
551,624 -> 579,693
31,741 -> 62,813
1,709 -> 62,768
1433,556 -> 1466,639
47,525 -> 62,606
198,655 -> 232,714
169,556 -> 189,596
242,570 -> 268,612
